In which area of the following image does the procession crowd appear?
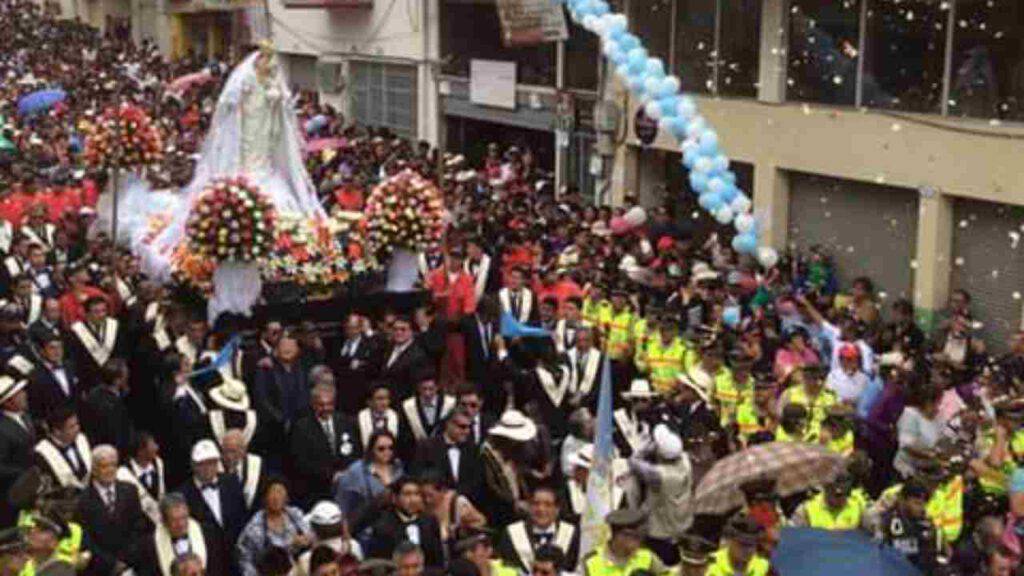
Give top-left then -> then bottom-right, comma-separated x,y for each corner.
2,2 -> 1024,576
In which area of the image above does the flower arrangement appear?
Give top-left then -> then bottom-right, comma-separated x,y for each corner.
262,212 -> 375,288
185,176 -> 276,264
83,104 -> 164,170
364,169 -> 445,259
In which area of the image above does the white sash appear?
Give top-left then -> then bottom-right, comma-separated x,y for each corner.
614,409 -> 643,454
402,396 -> 455,441
575,350 -> 601,397
567,480 -> 586,515
242,454 -> 262,508
3,256 -> 22,278
500,288 -> 533,323
535,366 -> 570,407
7,353 -> 33,376
174,384 -> 208,414
71,318 -> 118,367
155,519 -> 207,576
21,224 -> 53,249
175,336 -> 197,366
508,521 -> 575,570
464,254 -> 491,300
145,302 -> 161,324
25,295 -> 40,324
199,349 -> 242,381
210,410 -> 257,446
115,277 -> 136,308
358,409 -> 399,447
35,434 -> 91,489
0,221 -> 12,253
118,457 -> 165,525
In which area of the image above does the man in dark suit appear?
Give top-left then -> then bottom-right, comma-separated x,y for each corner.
495,485 -> 580,573
398,373 -> 455,461
27,332 -> 79,421
287,381 -> 361,506
460,297 -> 501,398
252,333 -> 309,463
0,376 -> 35,526
464,237 -> 501,300
378,316 -> 429,400
68,296 -> 125,393
368,477 -> 445,570
412,409 -> 483,504
80,360 -> 134,453
74,444 -> 152,576
179,439 -> 249,576
334,314 -> 380,415
137,492 -> 221,576
455,385 -> 497,447
27,297 -> 62,347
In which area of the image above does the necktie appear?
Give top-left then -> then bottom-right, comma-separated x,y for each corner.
65,446 -> 82,476
322,419 -> 335,452
105,486 -> 116,513
424,404 -> 435,427
536,531 -> 553,547
512,292 -> 520,318
141,469 -> 154,491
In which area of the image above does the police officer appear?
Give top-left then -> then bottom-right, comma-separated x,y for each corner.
791,474 -> 866,531
18,512 -> 75,576
876,478 -> 941,573
677,533 -> 716,576
706,515 -> 771,576
582,509 -> 666,576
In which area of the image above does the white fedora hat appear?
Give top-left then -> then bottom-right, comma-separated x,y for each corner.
0,376 -> 25,406
569,444 -> 595,470
209,376 -> 250,412
489,410 -> 538,442
622,379 -> 660,400
677,372 -> 711,403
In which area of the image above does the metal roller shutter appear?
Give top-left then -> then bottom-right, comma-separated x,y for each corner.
284,54 -> 318,91
950,198 -> 1024,352
787,172 -> 919,300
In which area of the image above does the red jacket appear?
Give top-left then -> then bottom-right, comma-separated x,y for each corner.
425,268 -> 477,321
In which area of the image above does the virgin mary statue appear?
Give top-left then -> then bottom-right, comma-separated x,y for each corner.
129,43 -> 325,318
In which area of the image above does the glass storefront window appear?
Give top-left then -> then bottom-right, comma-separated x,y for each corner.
627,0 -> 673,63
862,0 -> 946,113
674,0 -> 716,94
949,0 -> 1024,121
565,18 -> 599,91
718,0 -> 762,97
440,2 -> 556,86
787,0 -> 860,105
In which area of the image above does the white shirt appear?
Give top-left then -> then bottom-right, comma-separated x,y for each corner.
826,369 -> 869,403
197,479 -> 223,525
51,365 -> 70,396
387,342 -> 411,368
94,481 -> 116,508
342,337 -> 361,357
2,410 -> 28,432
405,523 -> 421,545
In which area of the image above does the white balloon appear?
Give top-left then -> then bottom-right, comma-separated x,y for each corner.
658,116 -> 676,132
592,16 -> 608,36
676,96 -> 697,119
708,177 -> 727,195
714,206 -> 734,224
615,64 -> 631,80
730,194 -> 752,214
660,75 -> 681,97
757,246 -> 780,268
712,154 -> 730,172
734,213 -> 755,234
680,139 -> 698,154
685,116 -> 707,139
643,76 -> 662,96
582,14 -> 598,31
608,13 -> 628,33
693,157 -> 714,174
602,39 -> 620,57
644,100 -> 662,120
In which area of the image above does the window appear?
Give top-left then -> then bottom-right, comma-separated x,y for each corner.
440,2 -> 556,86
787,0 -> 861,105
350,62 -> 418,139
862,0 -> 946,113
627,0 -> 673,63
718,0 -> 762,96
673,0 -> 716,94
565,18 -> 599,91
949,0 -> 1024,121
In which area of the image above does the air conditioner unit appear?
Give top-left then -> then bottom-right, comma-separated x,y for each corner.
316,58 -> 345,94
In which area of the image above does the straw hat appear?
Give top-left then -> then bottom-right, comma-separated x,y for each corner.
622,379 -> 660,400
0,376 -> 26,406
489,410 -> 538,442
209,376 -> 250,412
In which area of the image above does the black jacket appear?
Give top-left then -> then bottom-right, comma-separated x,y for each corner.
377,342 -> 429,400
460,315 -> 500,389
333,335 -> 381,414
287,412 -> 362,505
368,511 -> 446,569
0,412 -> 36,525
180,473 -> 249,575
80,386 -> 134,453
412,435 -> 484,504
74,481 -> 152,576
27,361 -> 79,421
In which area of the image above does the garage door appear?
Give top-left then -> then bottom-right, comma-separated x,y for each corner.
787,172 -> 919,301
950,198 -> 1024,352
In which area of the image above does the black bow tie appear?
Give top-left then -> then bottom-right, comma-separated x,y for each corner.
201,481 -> 218,492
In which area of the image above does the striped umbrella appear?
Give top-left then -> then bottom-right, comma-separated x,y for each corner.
693,441 -> 845,515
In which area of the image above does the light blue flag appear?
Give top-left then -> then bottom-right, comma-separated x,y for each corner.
186,334 -> 241,379
500,311 -> 552,339
578,356 -> 615,564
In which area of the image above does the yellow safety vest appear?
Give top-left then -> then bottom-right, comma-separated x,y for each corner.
803,492 -> 863,530
736,399 -> 774,441
783,385 -> 837,441
826,430 -> 855,457
632,317 -> 650,347
774,424 -> 804,443
583,545 -> 655,576
582,298 -> 612,328
706,548 -> 770,576
880,475 -> 964,545
491,560 -> 519,576
713,369 -> 747,426
605,309 -> 635,361
977,429 -> 1024,495
635,337 -> 689,395
18,511 -> 83,566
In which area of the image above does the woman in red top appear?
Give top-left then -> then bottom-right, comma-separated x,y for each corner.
425,246 -> 476,390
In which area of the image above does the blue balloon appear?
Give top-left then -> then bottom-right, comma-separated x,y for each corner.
670,117 -> 690,141
627,47 -> 648,68
690,173 -> 712,195
628,75 -> 646,94
723,305 -> 741,328
732,232 -> 758,255
676,95 -> 697,120
610,47 -> 628,66
721,183 -> 739,202
619,34 -> 640,51
657,96 -> 679,118
698,130 -> 719,156
682,147 -> 700,169
724,171 -> 737,184
645,58 -> 665,78
610,27 -> 627,42
592,1 -> 609,15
